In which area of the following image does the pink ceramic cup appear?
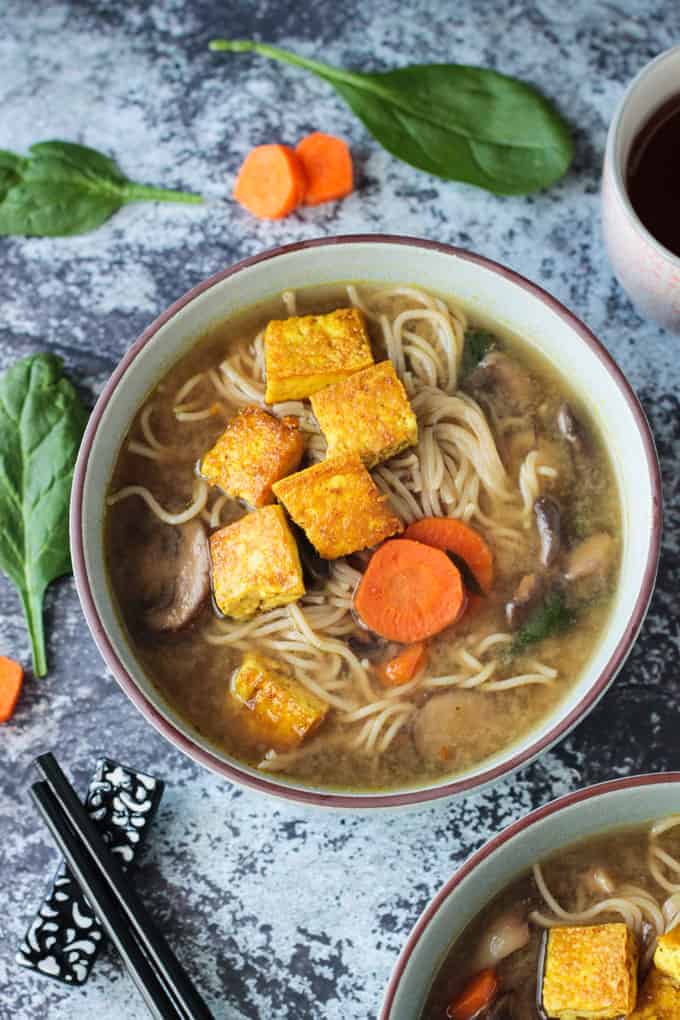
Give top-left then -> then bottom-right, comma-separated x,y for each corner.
602,44 -> 680,333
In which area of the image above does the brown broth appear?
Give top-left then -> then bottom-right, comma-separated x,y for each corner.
423,821 -> 680,1019
105,283 -> 621,792
627,94 -> 680,257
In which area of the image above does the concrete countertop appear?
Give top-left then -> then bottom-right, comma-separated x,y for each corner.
1,2 -> 679,1017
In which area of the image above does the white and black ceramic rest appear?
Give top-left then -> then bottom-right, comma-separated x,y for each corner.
16,758 -> 164,985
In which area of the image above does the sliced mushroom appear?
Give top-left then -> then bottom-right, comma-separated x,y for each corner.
558,402 -> 588,452
466,351 -> 534,410
480,993 -> 517,1020
581,866 -> 615,897
413,690 -> 509,766
139,518 -> 210,631
564,531 -> 614,584
474,912 -> 531,970
534,497 -> 561,568
506,425 -> 536,464
506,573 -> 544,629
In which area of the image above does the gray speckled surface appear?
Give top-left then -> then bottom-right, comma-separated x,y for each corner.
1,2 -> 679,1017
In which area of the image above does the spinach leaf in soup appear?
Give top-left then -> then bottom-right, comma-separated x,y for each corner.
0,354 -> 89,676
0,140 -> 203,237
512,590 -> 575,654
210,40 -> 574,195
462,329 -> 495,377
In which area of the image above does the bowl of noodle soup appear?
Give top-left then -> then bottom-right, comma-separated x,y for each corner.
382,773 -> 680,1018
71,236 -> 661,808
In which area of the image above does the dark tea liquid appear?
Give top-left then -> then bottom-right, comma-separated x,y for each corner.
626,94 -> 680,257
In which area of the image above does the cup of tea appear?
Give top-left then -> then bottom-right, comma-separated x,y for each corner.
602,44 -> 680,332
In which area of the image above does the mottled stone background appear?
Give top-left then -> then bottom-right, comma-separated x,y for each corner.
1,2 -> 679,1017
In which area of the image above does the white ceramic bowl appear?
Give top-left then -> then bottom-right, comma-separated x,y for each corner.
70,236 -> 662,809
602,44 -> 680,331
381,773 -> 680,1018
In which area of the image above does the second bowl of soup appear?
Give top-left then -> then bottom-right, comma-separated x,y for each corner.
71,236 -> 661,807
382,773 -> 680,1018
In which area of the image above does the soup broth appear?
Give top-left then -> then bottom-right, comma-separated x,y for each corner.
105,283 -> 621,791
423,816 -> 680,1019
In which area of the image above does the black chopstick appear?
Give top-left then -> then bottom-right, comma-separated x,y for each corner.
31,781 -> 181,1019
32,753 -> 215,1020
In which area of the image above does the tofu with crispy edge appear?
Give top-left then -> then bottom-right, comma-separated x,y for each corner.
230,652 -> 328,751
655,925 -> 680,986
200,405 -> 304,508
209,506 -> 304,619
541,923 -> 638,1020
272,454 -> 403,559
310,361 -> 418,468
631,965 -> 680,1019
264,307 -> 374,403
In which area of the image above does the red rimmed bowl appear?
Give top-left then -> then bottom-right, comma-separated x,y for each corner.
70,235 -> 662,809
381,772 -> 680,1018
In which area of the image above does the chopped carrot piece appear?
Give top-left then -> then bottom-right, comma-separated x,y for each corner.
295,132 -> 353,205
0,656 -> 24,723
376,643 -> 427,687
404,517 -> 494,594
354,539 -> 466,642
446,969 -> 499,1020
233,144 -> 307,219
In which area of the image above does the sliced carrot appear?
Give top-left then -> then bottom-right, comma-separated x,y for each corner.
233,144 -> 307,219
295,132 -> 353,205
446,968 -> 499,1020
0,656 -> 24,723
354,539 -> 466,643
375,642 -> 427,687
404,517 -> 494,594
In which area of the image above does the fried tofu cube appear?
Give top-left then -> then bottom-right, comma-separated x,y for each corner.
272,454 -> 403,559
542,923 -> 638,1020
310,361 -> 418,468
200,405 -> 304,508
209,506 -> 304,619
655,926 -> 680,985
264,307 -> 374,403
230,652 -> 328,751
630,965 -> 680,1019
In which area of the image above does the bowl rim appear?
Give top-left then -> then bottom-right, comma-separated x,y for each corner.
70,233 -> 663,809
380,770 -> 680,1019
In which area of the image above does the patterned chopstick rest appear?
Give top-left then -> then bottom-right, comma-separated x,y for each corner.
16,758 -> 164,985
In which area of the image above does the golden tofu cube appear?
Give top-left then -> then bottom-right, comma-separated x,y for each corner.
200,405 -> 304,508
310,361 -> 418,468
542,923 -> 638,1020
655,926 -> 680,985
230,652 -> 328,751
630,965 -> 680,1020
264,307 -> 374,402
273,455 -> 403,559
209,506 -> 304,619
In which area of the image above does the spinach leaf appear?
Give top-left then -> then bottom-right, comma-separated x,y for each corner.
0,140 -> 203,237
0,354 -> 89,675
462,329 -> 495,377
512,591 -> 575,654
210,40 -> 573,195
0,150 -> 28,202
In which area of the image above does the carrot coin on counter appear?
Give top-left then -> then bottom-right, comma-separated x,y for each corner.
0,656 -> 24,723
233,144 -> 307,219
295,132 -> 353,205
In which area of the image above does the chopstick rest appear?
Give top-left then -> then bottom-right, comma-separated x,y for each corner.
16,757 -> 164,985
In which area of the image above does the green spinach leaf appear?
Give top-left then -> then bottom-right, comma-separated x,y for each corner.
0,354 -> 89,675
0,140 -> 203,237
0,150 -> 28,202
462,329 -> 495,376
210,40 -> 573,195
512,590 -> 575,654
